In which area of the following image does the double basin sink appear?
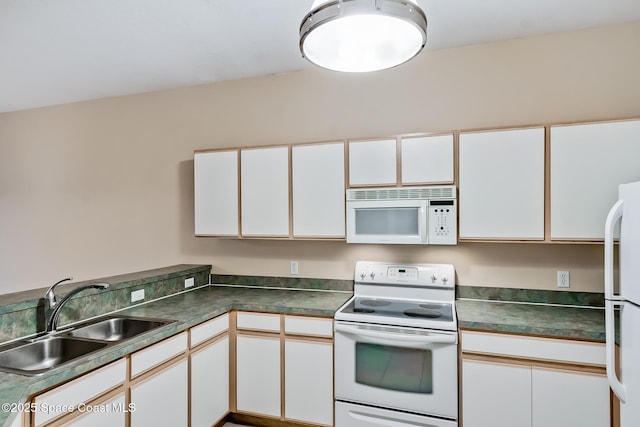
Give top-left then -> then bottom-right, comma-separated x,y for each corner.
0,316 -> 175,376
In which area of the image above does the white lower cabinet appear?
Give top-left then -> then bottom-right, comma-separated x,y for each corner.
234,312 -> 334,425
32,359 -> 126,426
236,335 -> 281,417
463,360 -> 609,427
531,366 -> 609,427
60,393 -> 126,427
461,331 -> 610,427
284,339 -> 333,426
191,335 -> 229,427
22,312 -> 335,427
130,358 -> 188,426
462,360 -> 531,427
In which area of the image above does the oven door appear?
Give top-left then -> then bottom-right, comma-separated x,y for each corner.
335,321 -> 458,420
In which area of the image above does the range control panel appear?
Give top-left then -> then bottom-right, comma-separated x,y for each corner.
354,261 -> 455,288
428,200 -> 457,245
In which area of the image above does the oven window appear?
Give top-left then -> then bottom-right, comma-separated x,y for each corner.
355,343 -> 433,394
355,208 -> 419,236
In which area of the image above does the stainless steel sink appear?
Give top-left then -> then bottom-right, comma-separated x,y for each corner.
0,315 -> 176,376
0,337 -> 108,376
65,316 -> 174,342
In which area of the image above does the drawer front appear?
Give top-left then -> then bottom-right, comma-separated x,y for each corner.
461,330 -> 605,366
284,316 -> 333,338
34,359 -> 126,425
236,312 -> 281,332
131,332 -> 188,377
190,313 -> 229,347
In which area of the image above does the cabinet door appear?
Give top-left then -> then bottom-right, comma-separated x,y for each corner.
401,134 -> 454,184
459,127 -> 545,239
349,139 -> 397,186
284,339 -> 333,426
130,358 -> 188,426
241,147 -> 290,236
33,359 -> 126,426
531,367 -> 609,427
236,335 -> 280,417
130,332 -> 187,378
462,359 -> 532,427
60,393 -> 126,427
191,335 -> 229,427
550,120 -> 640,240
292,142 -> 345,237
194,150 -> 239,236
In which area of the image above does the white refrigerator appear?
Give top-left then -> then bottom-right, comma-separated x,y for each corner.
605,180 -> 640,427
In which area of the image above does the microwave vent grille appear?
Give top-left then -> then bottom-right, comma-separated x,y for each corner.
347,186 -> 456,201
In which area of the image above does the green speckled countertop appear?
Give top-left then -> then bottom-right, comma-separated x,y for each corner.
456,299 -> 606,341
0,282 -> 610,426
0,284 -> 352,427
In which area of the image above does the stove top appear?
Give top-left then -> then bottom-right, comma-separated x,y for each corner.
336,296 -> 457,330
335,261 -> 458,331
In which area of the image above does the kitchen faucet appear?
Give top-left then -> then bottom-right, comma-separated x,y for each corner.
44,278 -> 111,333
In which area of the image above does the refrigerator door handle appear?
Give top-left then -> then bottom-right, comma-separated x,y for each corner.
605,299 -> 626,402
604,199 -> 624,300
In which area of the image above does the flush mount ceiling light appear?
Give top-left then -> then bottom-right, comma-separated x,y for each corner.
299,0 -> 427,73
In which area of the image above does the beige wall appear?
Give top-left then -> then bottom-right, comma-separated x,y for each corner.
1,22 -> 639,295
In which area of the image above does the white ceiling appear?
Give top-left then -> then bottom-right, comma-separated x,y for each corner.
2,0 -> 640,113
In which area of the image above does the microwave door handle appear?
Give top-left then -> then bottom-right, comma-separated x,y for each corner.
348,410 -> 435,427
604,199 -> 623,300
335,323 -> 456,348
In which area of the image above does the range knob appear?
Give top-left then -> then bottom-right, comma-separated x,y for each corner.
431,274 -> 438,283
442,276 -> 448,284
370,271 -> 376,279
360,272 -> 366,280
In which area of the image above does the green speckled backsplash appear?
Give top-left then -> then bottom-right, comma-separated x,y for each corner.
457,285 -> 604,307
0,264 -> 211,343
211,274 -> 354,292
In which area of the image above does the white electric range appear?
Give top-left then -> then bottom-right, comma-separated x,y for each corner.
334,261 -> 458,427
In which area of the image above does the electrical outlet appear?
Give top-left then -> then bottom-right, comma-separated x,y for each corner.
557,271 -> 570,288
184,277 -> 194,288
131,289 -> 145,302
290,261 -> 299,275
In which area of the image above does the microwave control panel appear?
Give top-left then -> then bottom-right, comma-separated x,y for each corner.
428,200 -> 457,245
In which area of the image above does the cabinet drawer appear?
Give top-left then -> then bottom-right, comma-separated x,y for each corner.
284,316 -> 333,338
190,314 -> 228,347
461,331 -> 605,366
34,359 -> 126,425
236,312 -> 281,332
131,332 -> 188,377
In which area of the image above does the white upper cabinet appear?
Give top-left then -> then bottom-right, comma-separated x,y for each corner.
194,150 -> 239,236
459,127 -> 545,240
401,134 -> 454,184
241,146 -> 290,236
292,142 -> 345,238
550,119 -> 640,240
349,139 -> 397,186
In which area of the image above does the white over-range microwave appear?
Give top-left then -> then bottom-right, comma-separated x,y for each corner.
346,185 -> 457,245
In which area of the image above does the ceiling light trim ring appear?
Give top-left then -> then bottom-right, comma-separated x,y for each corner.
299,0 -> 428,71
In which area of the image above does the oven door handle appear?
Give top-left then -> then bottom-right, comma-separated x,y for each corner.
335,323 -> 456,347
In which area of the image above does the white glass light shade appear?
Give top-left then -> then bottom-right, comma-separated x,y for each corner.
300,0 -> 427,73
